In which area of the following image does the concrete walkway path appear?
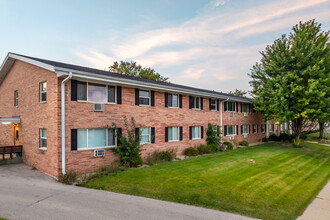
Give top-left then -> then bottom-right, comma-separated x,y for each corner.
0,164 -> 254,220
298,181 -> 330,220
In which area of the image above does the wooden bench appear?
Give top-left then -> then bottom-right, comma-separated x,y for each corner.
0,145 -> 22,160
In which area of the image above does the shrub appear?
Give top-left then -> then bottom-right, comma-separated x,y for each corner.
268,134 -> 280,141
208,144 -> 219,152
197,144 -> 212,154
110,116 -> 143,167
239,140 -> 249,146
262,137 -> 268,142
300,133 -> 308,140
279,133 -> 291,141
147,150 -> 173,165
293,139 -> 303,148
206,123 -> 221,145
184,147 -> 199,157
58,170 -> 77,185
223,142 -> 233,150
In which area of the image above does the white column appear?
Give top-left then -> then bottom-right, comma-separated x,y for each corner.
266,120 -> 269,138
220,100 -> 223,144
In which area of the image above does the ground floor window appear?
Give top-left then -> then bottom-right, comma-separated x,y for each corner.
191,126 -> 201,139
225,125 -> 237,136
77,128 -> 115,150
242,125 -> 249,134
140,127 -> 151,144
253,124 -> 258,133
269,124 -> 274,132
168,127 -> 179,141
261,124 -> 266,133
40,128 -> 47,148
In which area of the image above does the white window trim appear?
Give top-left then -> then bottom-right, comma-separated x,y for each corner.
242,103 -> 248,113
269,124 -> 274,132
253,125 -> 258,134
14,90 -> 18,107
242,125 -> 249,134
168,93 -> 179,108
225,101 -> 236,112
168,126 -> 179,142
140,127 -> 151,144
192,126 -> 201,139
77,128 -> 117,150
40,128 -> 47,149
261,124 -> 266,133
210,99 -> 217,111
39,82 -> 47,103
77,81 -> 117,104
225,125 -> 237,136
139,90 -> 151,106
192,97 -> 201,110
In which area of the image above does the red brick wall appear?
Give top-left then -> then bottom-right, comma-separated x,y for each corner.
0,61 -> 60,177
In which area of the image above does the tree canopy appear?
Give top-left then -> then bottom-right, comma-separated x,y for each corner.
249,20 -> 330,141
229,89 -> 248,97
109,61 -> 169,82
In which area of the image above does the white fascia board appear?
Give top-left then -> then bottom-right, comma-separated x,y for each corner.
8,53 -> 55,72
55,67 -> 252,103
0,117 -> 20,123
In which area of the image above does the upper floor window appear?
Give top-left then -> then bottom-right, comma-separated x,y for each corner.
77,128 -> 115,150
39,82 -> 47,103
225,101 -> 236,112
167,93 -> 178,108
77,81 -> 116,103
40,128 -> 47,149
139,90 -> 150,106
191,97 -> 200,109
14,90 -> 18,107
210,99 -> 217,110
241,103 -> 249,113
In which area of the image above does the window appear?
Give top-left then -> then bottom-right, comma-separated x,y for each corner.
168,127 -> 179,141
39,82 -> 47,103
77,82 -> 116,103
40,128 -> 47,148
242,125 -> 249,134
269,124 -> 274,132
226,101 -> 236,112
192,97 -> 200,109
14,90 -> 18,107
167,94 -> 179,108
191,126 -> 201,139
77,128 -> 115,150
139,90 -> 150,106
210,99 -> 217,110
140,127 -> 151,144
242,103 -> 248,113
226,125 -> 237,136
261,124 -> 266,133
253,124 -> 258,133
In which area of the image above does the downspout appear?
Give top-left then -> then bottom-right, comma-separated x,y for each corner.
61,72 -> 72,175
220,97 -> 229,144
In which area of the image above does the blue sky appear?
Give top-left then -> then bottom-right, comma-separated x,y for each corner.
1,0 -> 329,93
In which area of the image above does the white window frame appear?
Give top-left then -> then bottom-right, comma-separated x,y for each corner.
210,99 -> 217,111
168,93 -> 179,108
140,127 -> 151,144
14,90 -> 18,107
192,97 -> 201,110
77,81 -> 117,104
261,124 -> 266,133
39,82 -> 47,103
77,128 -> 116,150
242,103 -> 248,113
226,125 -> 237,136
40,128 -> 47,149
191,126 -> 201,139
253,124 -> 258,134
226,101 -> 236,112
269,124 -> 274,132
139,90 -> 151,106
242,125 -> 249,134
168,126 -> 179,142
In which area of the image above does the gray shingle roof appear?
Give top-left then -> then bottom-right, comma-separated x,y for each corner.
10,52 -> 252,102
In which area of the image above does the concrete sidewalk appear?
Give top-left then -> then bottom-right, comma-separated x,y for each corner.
0,164 -> 254,220
298,181 -> 330,220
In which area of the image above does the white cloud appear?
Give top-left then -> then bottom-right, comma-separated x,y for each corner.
76,0 -> 330,92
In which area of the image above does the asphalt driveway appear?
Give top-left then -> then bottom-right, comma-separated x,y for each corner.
0,164 -> 254,220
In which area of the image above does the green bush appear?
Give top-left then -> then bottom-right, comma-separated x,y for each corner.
239,140 -> 249,146
184,147 -> 199,157
279,133 -> 291,141
262,137 -> 268,142
58,170 -> 77,185
223,142 -> 233,150
268,134 -> 280,141
159,151 -> 173,161
208,144 -> 219,152
300,133 -> 308,140
110,116 -> 143,167
293,139 -> 303,148
206,123 -> 221,145
197,144 -> 211,154
147,150 -> 173,165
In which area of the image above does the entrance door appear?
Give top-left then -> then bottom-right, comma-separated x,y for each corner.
14,126 -> 20,146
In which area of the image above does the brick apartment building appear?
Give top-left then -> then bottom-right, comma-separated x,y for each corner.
0,53 -> 275,178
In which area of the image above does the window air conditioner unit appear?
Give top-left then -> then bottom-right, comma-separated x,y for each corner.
244,134 -> 248,138
243,112 -> 248,117
93,103 -> 105,112
230,136 -> 234,140
94,149 -> 105,157
230,112 -> 234,117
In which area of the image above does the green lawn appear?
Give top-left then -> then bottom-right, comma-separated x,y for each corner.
80,142 -> 330,220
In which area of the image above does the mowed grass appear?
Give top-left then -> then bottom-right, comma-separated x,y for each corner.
80,142 -> 330,220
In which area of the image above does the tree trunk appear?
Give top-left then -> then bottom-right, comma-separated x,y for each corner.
319,122 -> 324,139
292,118 -> 303,142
